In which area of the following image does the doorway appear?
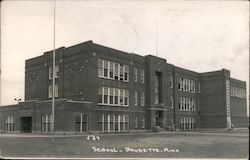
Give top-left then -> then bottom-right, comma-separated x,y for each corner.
155,111 -> 163,127
21,117 -> 32,133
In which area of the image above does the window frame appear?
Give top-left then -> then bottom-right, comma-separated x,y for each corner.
98,87 -> 129,107
134,91 -> 138,106
170,76 -> 173,88
134,67 -> 137,82
5,116 -> 15,132
135,116 -> 138,129
98,59 -> 129,82
141,92 -> 145,106
141,116 -> 145,129
141,69 -> 145,83
170,96 -> 173,109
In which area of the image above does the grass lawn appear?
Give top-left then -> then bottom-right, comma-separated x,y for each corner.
0,130 -> 248,159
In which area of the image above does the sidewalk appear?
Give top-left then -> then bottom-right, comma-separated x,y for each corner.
0,128 -> 248,138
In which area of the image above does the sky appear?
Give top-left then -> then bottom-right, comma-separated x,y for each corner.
0,0 -> 249,114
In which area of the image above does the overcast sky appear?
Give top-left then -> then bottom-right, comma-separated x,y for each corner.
0,1 -> 249,114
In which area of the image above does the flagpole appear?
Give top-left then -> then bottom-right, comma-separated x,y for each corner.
156,18 -> 158,57
51,0 -> 56,143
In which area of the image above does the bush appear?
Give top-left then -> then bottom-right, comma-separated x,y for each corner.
152,126 -> 160,132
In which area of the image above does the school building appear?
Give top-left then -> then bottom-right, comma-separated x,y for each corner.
0,41 -> 248,134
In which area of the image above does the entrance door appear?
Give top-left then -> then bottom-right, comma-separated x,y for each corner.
155,111 -> 163,127
21,117 -> 32,133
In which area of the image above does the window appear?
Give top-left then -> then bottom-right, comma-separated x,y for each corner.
184,79 -> 187,91
48,85 -> 52,98
75,113 -> 87,132
103,60 -> 109,78
107,115 -> 110,132
186,98 -> 189,110
134,67 -> 137,82
193,99 -> 196,111
135,117 -> 138,128
183,79 -> 185,91
120,64 -> 124,80
115,115 -> 119,131
190,99 -> 193,111
178,78 -> 182,91
236,88 -> 239,97
179,78 -> 196,93
180,117 -> 184,130
180,117 -> 196,131
5,116 -> 14,132
134,91 -> 138,106
55,83 -> 58,97
185,117 -> 188,130
100,114 -> 129,132
98,59 -> 129,82
98,114 -> 104,132
49,65 -> 59,79
124,90 -> 129,106
124,65 -> 129,81
118,115 -> 121,132
125,115 -> 129,131
98,88 -> 102,103
114,63 -> 119,80
187,80 -> 190,92
188,80 -> 193,93
193,81 -> 196,93
182,97 -> 185,110
109,88 -> 114,105
142,116 -> 145,129
98,59 -> 103,77
42,114 -> 52,133
179,97 -> 196,111
55,65 -> 59,78
103,87 -> 108,104
190,80 -> 193,93
197,82 -> 201,93
231,86 -> 246,98
179,97 -> 181,110
122,115 -> 126,131
170,96 -> 173,109
232,87 -> 235,97
141,69 -> 145,83
109,62 -> 114,79
184,98 -> 186,110
179,78 -> 184,91
98,87 -> 129,107
48,84 -> 58,98
141,92 -> 145,106
110,115 -> 115,132
119,89 -> 124,106
104,115 -> 108,132
181,97 -> 184,110
191,117 -> 196,130
49,66 -> 52,80
154,72 -> 160,104
170,76 -> 173,88
114,88 -> 119,105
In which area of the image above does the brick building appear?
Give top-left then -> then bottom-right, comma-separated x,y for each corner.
0,41 -> 248,134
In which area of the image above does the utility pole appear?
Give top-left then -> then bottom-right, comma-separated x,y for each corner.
51,0 -> 56,143
156,18 -> 158,57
